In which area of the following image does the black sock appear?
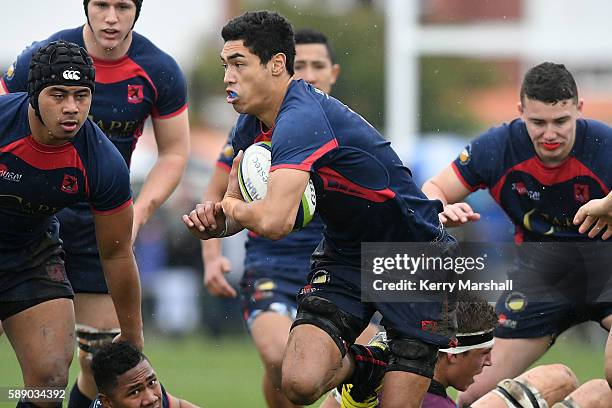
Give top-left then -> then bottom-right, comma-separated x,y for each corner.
68,382 -> 93,408
347,343 -> 388,384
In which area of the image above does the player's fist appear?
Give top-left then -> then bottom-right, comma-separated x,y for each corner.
182,201 -> 226,240
114,329 -> 144,351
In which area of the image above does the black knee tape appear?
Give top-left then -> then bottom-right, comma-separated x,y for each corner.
554,399 -> 579,408
495,378 -> 549,408
514,380 -> 542,408
387,337 -> 439,378
494,385 -> 523,408
76,328 -> 119,355
291,296 -> 366,357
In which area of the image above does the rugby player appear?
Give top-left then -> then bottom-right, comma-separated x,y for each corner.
326,294 -> 609,408
201,28 -> 377,408
420,62 -> 612,406
90,342 -> 198,408
1,1 -> 189,406
322,291 -> 496,408
575,191 -> 612,389
0,40 -> 143,408
184,11 -> 457,408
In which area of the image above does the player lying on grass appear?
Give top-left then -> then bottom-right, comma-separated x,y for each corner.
90,342 -> 199,408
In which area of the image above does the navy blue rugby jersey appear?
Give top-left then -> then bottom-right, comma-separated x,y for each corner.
452,118 -> 611,242
217,131 -> 323,274
2,26 -> 188,165
231,80 -> 445,263
0,93 -> 132,269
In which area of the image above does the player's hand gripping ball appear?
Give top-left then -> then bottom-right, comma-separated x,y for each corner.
238,141 -> 316,230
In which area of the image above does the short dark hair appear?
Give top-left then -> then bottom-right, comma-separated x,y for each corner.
83,0 -> 143,27
91,342 -> 147,394
456,291 -> 497,334
222,10 -> 295,76
520,62 -> 578,105
295,28 -> 337,64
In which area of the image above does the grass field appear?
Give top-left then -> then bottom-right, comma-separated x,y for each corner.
0,323 -> 607,407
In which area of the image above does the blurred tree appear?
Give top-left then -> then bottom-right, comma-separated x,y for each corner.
420,57 -> 500,135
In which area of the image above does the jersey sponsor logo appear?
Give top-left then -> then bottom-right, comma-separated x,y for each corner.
251,278 -> 275,302
458,145 -> 471,165
62,70 -> 81,81
6,61 -> 16,79
511,182 -> 540,200
421,320 -> 438,333
504,291 -> 527,312
46,262 -> 67,282
61,174 -> 78,194
91,117 -> 139,137
310,269 -> 330,285
497,313 -> 518,329
523,208 -> 555,235
127,84 -> 144,104
299,284 -> 318,295
222,144 -> 234,158
254,278 -> 276,292
0,164 -> 23,182
573,183 -> 589,203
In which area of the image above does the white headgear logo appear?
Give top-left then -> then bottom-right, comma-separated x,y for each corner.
62,70 -> 81,81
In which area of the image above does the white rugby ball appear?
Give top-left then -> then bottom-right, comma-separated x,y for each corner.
238,141 -> 317,230
238,141 -> 271,202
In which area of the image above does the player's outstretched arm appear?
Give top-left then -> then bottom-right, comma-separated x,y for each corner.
200,165 -> 236,298
573,192 -> 612,240
94,205 -> 144,350
422,164 -> 481,227
222,152 -> 309,240
132,110 -> 190,242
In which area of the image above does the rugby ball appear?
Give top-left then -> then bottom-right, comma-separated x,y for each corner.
238,141 -> 317,230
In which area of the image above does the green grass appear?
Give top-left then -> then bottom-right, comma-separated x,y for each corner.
0,334 -> 265,407
0,325 -> 607,407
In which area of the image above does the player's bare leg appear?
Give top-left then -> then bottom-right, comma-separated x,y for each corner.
312,324 -> 385,408
602,314 -> 612,388
605,331 -> 612,389
251,312 -> 302,408
552,379 -> 612,408
377,371 -> 429,408
457,336 -> 551,407
72,293 -> 120,401
282,324 -> 354,405
471,364 -> 578,408
3,298 -> 75,408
